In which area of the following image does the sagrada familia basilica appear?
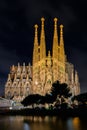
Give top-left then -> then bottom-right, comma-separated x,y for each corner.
5,18 -> 80,102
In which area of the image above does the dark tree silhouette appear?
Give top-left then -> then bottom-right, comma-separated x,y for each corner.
21,81 -> 72,106
50,80 -> 72,98
44,93 -> 55,103
50,81 -> 72,107
72,93 -> 87,103
39,81 -> 72,105
21,94 -> 44,106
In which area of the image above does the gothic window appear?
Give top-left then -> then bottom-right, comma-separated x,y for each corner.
60,66 -> 64,72
20,91 -> 23,96
8,83 -> 10,87
58,48 -> 60,53
17,72 -> 21,76
38,54 -> 40,61
14,91 -> 17,96
38,48 -> 40,53
54,62 -> 57,66
20,83 -> 22,86
42,63 -> 44,67
58,55 -> 60,61
26,87 -> 29,90
26,83 -> 29,87
26,91 -> 29,96
47,79 -> 51,84
8,91 -> 11,97
23,78 -> 26,82
17,77 -> 20,81
14,83 -> 16,87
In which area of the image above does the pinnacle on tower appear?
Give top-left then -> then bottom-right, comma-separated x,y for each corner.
48,50 -> 51,58
60,24 -> 64,45
28,63 -> 31,70
28,62 -> 31,66
75,71 -> 79,84
34,24 -> 38,44
11,65 -> 15,71
71,68 -> 74,84
40,17 -> 45,38
47,51 -> 51,67
7,74 -> 11,82
17,62 -> 21,73
41,17 -> 45,27
23,62 -> 25,66
60,24 -> 65,60
33,24 -> 39,65
23,62 -> 26,73
14,73 -> 17,81
18,62 -> 20,67
54,18 -> 58,38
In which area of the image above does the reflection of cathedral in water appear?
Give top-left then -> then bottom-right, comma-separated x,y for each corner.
5,18 -> 80,102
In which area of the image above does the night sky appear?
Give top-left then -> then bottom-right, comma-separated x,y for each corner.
0,0 -> 87,95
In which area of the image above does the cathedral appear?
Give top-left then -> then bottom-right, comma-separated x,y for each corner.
5,18 -> 80,102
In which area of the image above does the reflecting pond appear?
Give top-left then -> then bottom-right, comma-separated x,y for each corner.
0,116 -> 87,130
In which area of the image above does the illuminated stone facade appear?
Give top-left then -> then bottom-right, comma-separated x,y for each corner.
5,63 -> 32,101
5,18 -> 80,102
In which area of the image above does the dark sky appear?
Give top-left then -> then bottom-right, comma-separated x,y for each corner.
0,0 -> 87,95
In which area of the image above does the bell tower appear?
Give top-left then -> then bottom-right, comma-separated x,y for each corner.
39,18 -> 46,88
58,24 -> 65,83
32,24 -> 39,92
52,18 -> 59,82
40,17 -> 46,60
33,24 -> 39,65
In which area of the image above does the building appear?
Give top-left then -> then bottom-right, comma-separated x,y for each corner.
0,97 -> 13,109
5,18 -> 80,102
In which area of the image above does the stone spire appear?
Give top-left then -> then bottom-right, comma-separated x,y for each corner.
26,74 -> 29,81
75,71 -> 80,95
40,17 -> 46,60
33,24 -> 39,65
52,18 -> 58,59
34,24 -> 38,44
47,51 -> 51,67
7,74 -> 11,82
11,65 -> 15,72
59,24 -> 65,63
28,63 -> 31,76
23,62 -> 26,72
17,63 -> 21,73
60,25 -> 64,44
75,71 -> 79,84
71,68 -> 74,84
60,25 -> 65,53
14,73 -> 17,81
48,50 -> 51,58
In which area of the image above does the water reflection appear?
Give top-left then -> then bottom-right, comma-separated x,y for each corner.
0,116 -> 87,130
24,123 -> 30,130
73,117 -> 80,130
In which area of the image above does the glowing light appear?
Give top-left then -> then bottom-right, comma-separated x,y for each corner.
24,123 -> 30,130
35,81 -> 38,85
73,117 -> 80,130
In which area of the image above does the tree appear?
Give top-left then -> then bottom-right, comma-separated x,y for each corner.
21,94 -> 44,106
72,93 -> 87,104
50,81 -> 72,98
50,81 -> 72,105
21,81 -> 72,107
